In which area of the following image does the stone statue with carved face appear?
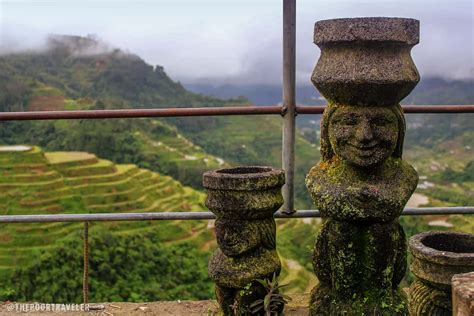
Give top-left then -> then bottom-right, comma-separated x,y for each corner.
306,18 -> 420,315
204,166 -> 284,315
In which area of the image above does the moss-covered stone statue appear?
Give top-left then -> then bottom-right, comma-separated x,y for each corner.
203,166 -> 285,315
306,17 -> 420,315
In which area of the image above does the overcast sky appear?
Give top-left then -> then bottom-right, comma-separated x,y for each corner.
1,0 -> 473,85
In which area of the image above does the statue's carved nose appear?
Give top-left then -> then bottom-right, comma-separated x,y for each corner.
355,121 -> 374,142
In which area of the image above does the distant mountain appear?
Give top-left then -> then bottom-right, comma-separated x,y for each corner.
0,35 -> 231,112
185,83 -> 324,106
185,77 -> 474,106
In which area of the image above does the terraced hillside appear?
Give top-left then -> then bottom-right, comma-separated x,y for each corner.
132,119 -> 227,179
3,146 -> 471,301
0,145 -> 317,297
0,145 -> 208,276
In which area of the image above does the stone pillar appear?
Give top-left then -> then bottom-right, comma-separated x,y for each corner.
306,18 -> 420,315
204,166 -> 285,315
408,231 -> 474,315
452,272 -> 474,316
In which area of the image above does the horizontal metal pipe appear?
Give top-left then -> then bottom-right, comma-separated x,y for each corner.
0,106 -> 283,121
297,105 -> 474,114
0,105 -> 473,121
401,105 -> 474,113
0,207 -> 472,223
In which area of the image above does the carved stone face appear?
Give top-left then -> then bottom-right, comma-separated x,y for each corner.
215,219 -> 260,256
328,106 -> 398,167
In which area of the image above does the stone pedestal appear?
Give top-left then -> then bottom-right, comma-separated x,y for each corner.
306,17 -> 420,315
408,231 -> 474,315
203,166 -> 285,315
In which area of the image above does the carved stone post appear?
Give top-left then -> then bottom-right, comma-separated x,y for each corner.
204,166 -> 284,315
408,231 -> 474,315
306,18 -> 420,315
452,272 -> 474,316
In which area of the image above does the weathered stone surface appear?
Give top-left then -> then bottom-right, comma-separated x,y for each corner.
409,279 -> 451,316
314,17 -> 419,45
204,166 -> 284,315
312,17 -> 420,106
452,272 -> 474,316
203,166 -> 285,219
209,248 -> 281,288
408,231 -> 474,315
203,166 -> 285,191
409,232 -> 474,280
307,17 -> 420,315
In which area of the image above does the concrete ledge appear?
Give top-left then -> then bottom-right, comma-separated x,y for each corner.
0,294 -> 310,315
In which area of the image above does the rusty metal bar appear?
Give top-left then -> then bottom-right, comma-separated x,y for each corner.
402,105 -> 474,113
0,105 -> 472,121
0,207 -> 472,223
297,105 -> 474,114
282,0 -> 297,214
0,106 -> 283,121
83,222 -> 89,305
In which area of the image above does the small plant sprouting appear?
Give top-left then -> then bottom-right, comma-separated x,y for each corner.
249,273 -> 291,315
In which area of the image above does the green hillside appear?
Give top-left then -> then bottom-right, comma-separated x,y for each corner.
0,145 -> 318,301
0,145 -> 205,271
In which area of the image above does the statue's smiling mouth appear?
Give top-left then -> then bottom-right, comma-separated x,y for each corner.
349,143 -> 378,151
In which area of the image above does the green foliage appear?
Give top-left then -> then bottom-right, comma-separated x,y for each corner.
405,114 -> 473,148
171,115 -> 317,209
4,230 -> 213,303
433,161 -> 474,183
427,188 -> 474,206
277,220 -> 318,271
250,274 -> 291,315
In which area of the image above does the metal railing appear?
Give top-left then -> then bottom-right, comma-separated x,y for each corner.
1,208 -> 473,223
1,0 -> 473,305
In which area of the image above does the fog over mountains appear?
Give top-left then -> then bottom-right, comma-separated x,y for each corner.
1,0 -> 472,85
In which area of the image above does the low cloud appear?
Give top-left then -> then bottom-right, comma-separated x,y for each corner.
0,33 -> 116,57
1,0 -> 472,84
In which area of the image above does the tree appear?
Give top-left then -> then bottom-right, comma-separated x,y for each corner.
6,229 -> 213,303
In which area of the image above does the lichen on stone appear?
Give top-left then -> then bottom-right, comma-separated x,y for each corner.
203,166 -> 285,315
306,17 -> 421,315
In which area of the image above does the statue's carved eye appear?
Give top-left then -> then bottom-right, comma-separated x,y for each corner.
371,117 -> 394,127
334,115 -> 357,126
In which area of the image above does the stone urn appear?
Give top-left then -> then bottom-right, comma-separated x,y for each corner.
203,166 -> 285,315
408,231 -> 474,315
312,17 -> 420,107
306,17 -> 420,315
